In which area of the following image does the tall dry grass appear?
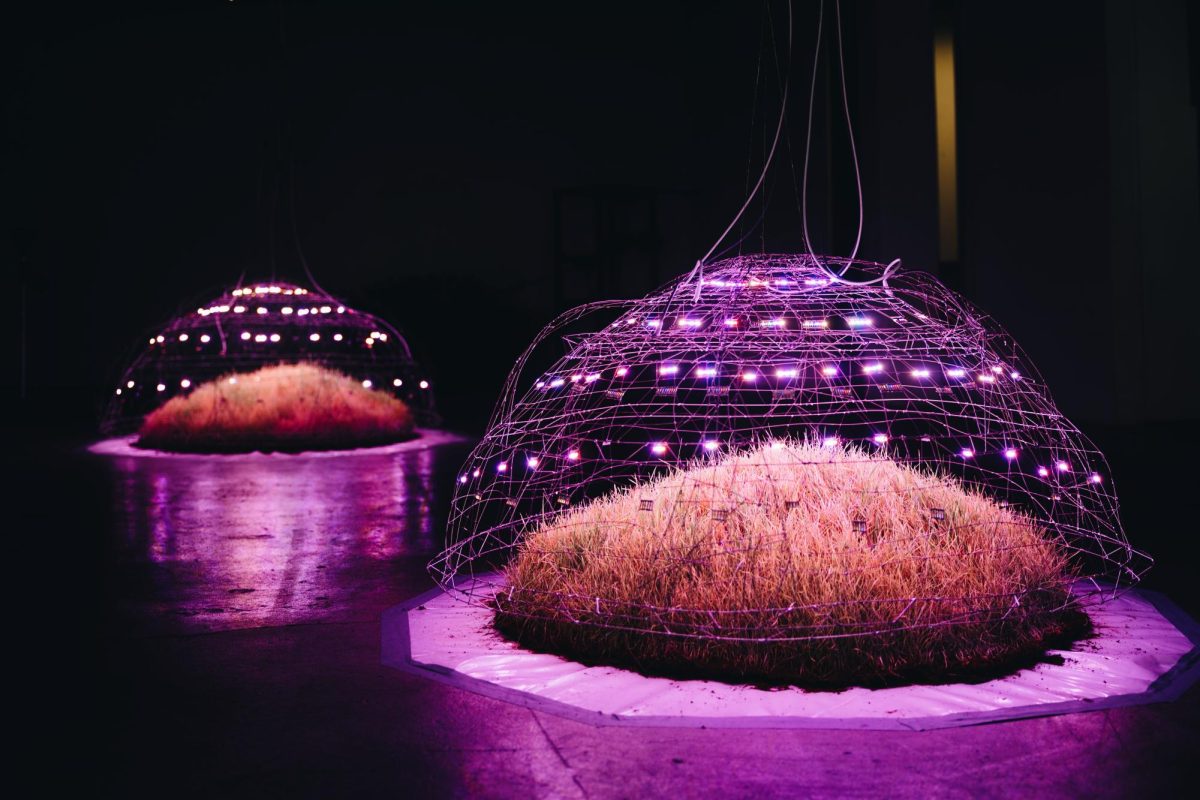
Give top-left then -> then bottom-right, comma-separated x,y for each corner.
496,441 -> 1086,686
137,362 -> 415,453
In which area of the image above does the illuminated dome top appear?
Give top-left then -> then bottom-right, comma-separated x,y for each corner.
432,253 -> 1149,607
103,280 -> 437,433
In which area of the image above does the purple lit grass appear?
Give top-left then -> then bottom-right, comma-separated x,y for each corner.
137,362 -> 415,454
493,440 -> 1087,687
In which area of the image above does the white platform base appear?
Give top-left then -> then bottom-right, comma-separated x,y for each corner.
384,578 -> 1200,730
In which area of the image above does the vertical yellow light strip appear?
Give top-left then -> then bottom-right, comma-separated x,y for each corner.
934,29 -> 959,263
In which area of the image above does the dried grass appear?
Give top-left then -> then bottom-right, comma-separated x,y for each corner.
137,362 -> 415,453
495,441 -> 1087,686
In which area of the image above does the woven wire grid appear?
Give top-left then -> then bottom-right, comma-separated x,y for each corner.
430,254 -> 1151,642
102,280 -> 438,434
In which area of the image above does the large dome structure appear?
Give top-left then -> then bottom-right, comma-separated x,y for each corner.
431,254 -> 1149,653
102,280 -> 437,434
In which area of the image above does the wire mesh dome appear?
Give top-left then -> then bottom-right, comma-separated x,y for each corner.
431,254 -> 1150,677
102,280 -> 438,434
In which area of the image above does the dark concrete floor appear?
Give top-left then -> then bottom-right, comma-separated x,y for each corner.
14,423 -> 1200,798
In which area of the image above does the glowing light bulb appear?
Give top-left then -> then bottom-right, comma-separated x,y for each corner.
741,370 -> 758,382
677,318 -> 702,328
115,388 -> 121,395
178,334 -> 188,342
822,437 -> 839,448
761,318 -> 787,328
1056,461 -> 1070,472
911,368 -> 931,379
873,434 -> 888,445
977,374 -> 996,384
269,333 -> 280,342
961,448 -> 975,459
862,362 -> 884,375
1038,466 -> 1050,477
419,380 -> 429,390
991,366 -> 1004,374
845,316 -> 873,328
282,307 -> 293,315
615,366 -> 629,377
393,378 -> 402,387
333,333 -> 343,341
723,318 -> 739,327
497,461 -> 508,473
801,319 -> 829,329
549,378 -> 565,388
362,379 -> 373,389
337,306 -> 345,313
775,367 -> 798,378
310,333 -> 321,342
234,306 -> 245,313
180,379 -> 191,388
156,335 -> 164,343
585,373 -> 600,383
567,449 -> 581,461
946,368 -> 966,379
821,365 -> 839,376
646,319 -> 661,328
229,377 -> 237,385
526,457 -> 539,469
200,334 -> 211,343
658,364 -> 679,376
240,332 -> 251,341
1089,473 -> 1103,484
459,475 -> 468,484
695,366 -> 718,378
1004,448 -> 1019,460
156,383 -> 166,392
472,469 -> 481,478
1010,371 -> 1022,381
256,307 -> 267,315
127,380 -> 135,388
255,334 -> 267,343
703,440 -> 719,451
320,306 -> 331,314
650,442 -> 668,456
570,374 -> 582,383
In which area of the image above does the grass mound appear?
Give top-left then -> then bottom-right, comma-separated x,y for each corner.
136,362 -> 415,453
495,441 -> 1087,687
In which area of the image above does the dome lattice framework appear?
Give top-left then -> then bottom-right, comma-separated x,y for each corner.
431,254 -> 1150,642
103,280 -> 437,434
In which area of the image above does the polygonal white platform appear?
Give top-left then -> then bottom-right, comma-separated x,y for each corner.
88,428 -> 470,459
383,577 -> 1200,730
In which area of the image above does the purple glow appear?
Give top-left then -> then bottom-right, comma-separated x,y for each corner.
1004,448 -> 1019,460
549,378 -> 565,388
820,364 -> 839,376
862,362 -> 884,375
1090,473 -> 1103,484
775,367 -> 798,379
650,442 -> 668,456
526,457 -> 539,469
199,334 -> 211,343
677,318 -> 703,328
585,373 -> 601,383
910,368 -> 931,379
1057,461 -> 1071,472
961,448 -> 975,459
333,333 -> 344,342
497,461 -> 508,473
659,364 -> 680,376
702,440 -> 720,451
567,449 -> 581,461
310,333 -> 321,342
1038,466 -> 1050,477
873,433 -> 888,445
802,319 -> 829,329
615,366 -> 630,377
741,370 -> 758,382
156,383 -> 166,392
695,366 -> 719,378
822,436 -> 840,448
946,368 -> 966,379
723,318 -> 739,327
845,316 -> 873,328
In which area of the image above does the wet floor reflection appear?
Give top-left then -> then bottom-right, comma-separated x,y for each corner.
101,441 -> 473,634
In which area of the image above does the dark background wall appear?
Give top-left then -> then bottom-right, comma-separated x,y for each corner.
4,0 -> 1197,433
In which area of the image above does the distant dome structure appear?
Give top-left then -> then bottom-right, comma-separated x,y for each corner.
102,280 -> 437,434
431,254 -> 1150,681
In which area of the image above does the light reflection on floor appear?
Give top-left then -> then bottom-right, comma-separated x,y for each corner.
101,441 -> 472,634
